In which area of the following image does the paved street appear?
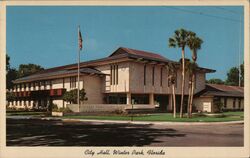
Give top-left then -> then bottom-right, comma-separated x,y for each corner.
6,118 -> 243,146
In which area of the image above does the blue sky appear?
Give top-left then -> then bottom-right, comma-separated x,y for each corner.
7,6 -> 244,80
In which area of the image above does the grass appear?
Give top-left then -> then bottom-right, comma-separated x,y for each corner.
62,112 -> 244,122
6,110 -> 243,122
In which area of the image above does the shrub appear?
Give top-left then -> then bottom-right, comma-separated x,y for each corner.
112,109 -> 124,115
215,102 -> 224,113
51,103 -> 58,111
62,88 -> 88,104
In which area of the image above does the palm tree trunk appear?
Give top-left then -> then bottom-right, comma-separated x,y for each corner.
180,48 -> 185,118
187,80 -> 192,118
189,74 -> 195,118
172,84 -> 176,118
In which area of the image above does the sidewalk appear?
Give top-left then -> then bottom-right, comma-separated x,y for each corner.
7,115 -> 244,126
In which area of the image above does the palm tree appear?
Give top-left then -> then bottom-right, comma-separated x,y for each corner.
186,61 -> 198,117
167,62 -> 177,118
169,28 -> 190,118
187,33 -> 203,118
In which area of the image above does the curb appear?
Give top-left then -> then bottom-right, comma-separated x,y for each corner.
60,118 -> 244,126
7,115 -> 244,125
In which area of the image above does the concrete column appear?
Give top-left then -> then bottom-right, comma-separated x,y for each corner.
126,93 -> 131,105
149,93 -> 154,105
30,100 -> 34,108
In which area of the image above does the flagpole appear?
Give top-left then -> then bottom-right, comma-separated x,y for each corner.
77,26 -> 80,112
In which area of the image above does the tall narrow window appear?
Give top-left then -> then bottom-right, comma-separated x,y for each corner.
116,65 -> 118,85
112,65 -> 115,85
144,65 -> 146,85
152,66 -> 155,86
238,99 -> 241,109
110,65 -> 113,85
70,77 -> 76,88
74,77 -> 76,88
160,67 -> 163,87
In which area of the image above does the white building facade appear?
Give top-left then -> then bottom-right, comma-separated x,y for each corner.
9,47 -> 217,112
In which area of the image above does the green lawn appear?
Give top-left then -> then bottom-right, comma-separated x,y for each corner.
62,112 -> 244,122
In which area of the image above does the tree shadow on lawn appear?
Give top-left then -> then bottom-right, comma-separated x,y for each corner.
6,119 -> 185,146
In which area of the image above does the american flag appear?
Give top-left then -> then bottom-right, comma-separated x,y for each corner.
78,27 -> 83,50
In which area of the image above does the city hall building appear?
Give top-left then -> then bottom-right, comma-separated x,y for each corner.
8,47 -> 243,112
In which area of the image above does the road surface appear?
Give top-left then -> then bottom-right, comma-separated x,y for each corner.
6,118 -> 243,146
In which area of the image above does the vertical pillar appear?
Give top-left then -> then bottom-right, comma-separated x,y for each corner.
149,93 -> 154,105
30,100 -> 34,109
126,93 -> 131,105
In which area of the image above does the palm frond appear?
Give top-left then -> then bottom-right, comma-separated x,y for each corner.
168,38 -> 177,48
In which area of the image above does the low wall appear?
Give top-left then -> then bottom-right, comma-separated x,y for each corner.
67,104 -> 156,113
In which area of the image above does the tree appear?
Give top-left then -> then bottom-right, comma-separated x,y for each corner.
225,67 -> 239,86
206,78 -> 224,84
169,28 -> 191,118
185,60 -> 198,116
240,63 -> 244,86
166,62 -> 177,118
187,32 -> 203,118
6,55 -> 45,90
17,64 -> 44,78
62,88 -> 88,104
6,55 -> 18,90
6,54 -> 10,72
6,91 -> 15,102
6,68 -> 18,90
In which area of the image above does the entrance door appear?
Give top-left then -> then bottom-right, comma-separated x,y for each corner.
203,102 -> 211,112
154,95 -> 168,111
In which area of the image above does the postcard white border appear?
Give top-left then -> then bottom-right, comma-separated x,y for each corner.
0,0 -> 249,158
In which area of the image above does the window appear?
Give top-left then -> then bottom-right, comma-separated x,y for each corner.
224,98 -> 227,108
131,94 -> 149,104
107,94 -> 126,104
238,99 -> 241,109
152,66 -> 155,86
110,65 -> 113,85
116,65 -> 118,85
233,98 -> 236,109
160,67 -> 163,87
110,64 -> 118,85
70,77 -> 76,88
144,65 -> 146,85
